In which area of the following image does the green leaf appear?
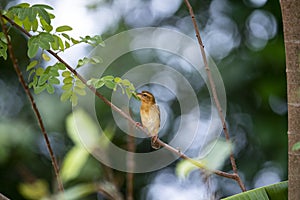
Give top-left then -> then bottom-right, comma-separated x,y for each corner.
51,35 -> 60,50
62,71 -> 71,77
54,183 -> 95,200
0,42 -> 8,60
94,80 -> 105,88
42,53 -> 51,61
71,37 -> 79,44
0,32 -> 8,44
56,62 -> 66,70
114,77 -> 122,83
62,83 -> 73,91
23,17 -> 33,31
13,3 -> 30,8
121,79 -> 131,86
102,75 -> 114,81
79,35 -> 104,47
75,79 -> 85,88
56,25 -> 73,32
32,19 -> 38,31
38,40 -> 50,50
61,146 -> 89,183
44,66 -> 51,74
38,74 -> 49,85
28,69 -> 35,81
48,77 -> 60,85
105,80 -> 116,90
17,8 -> 27,21
76,56 -> 102,68
36,67 -> 44,76
32,4 -> 54,10
86,78 -> 96,86
49,68 -> 59,76
13,16 -> 23,27
46,83 -> 55,94
26,60 -> 38,71
57,36 -> 64,50
32,75 -> 38,86
60,90 -> 72,102
19,179 -> 49,200
48,13 -> 55,19
292,141 -> 300,151
27,39 -> 39,58
90,35 -> 104,46
38,33 -> 54,50
77,57 -> 89,68
65,41 -> 70,49
34,84 -> 47,94
28,81 -> 35,88
89,56 -> 102,64
74,86 -> 86,96
63,77 -> 73,84
125,87 -> 133,98
37,7 -> 51,24
40,18 -> 53,32
28,7 -> 37,22
62,33 -> 70,40
221,181 -> 288,200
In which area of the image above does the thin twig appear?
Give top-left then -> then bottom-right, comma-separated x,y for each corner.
0,12 -> 64,192
183,0 -> 246,191
2,14 -> 244,184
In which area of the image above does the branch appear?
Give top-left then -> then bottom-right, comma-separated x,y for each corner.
2,14 -> 244,185
0,193 -> 10,200
183,0 -> 246,191
0,12 -> 64,192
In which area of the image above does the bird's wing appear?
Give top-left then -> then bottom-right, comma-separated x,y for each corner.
154,104 -> 160,128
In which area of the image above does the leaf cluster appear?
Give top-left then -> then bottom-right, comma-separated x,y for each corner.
60,71 -> 86,106
5,3 -> 54,32
4,3 -> 104,58
27,61 -> 65,94
87,75 -> 137,99
0,3 -> 137,107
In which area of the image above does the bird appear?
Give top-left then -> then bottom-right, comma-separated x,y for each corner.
136,91 -> 161,149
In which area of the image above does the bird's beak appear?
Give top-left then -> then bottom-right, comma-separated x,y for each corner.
136,93 -> 142,100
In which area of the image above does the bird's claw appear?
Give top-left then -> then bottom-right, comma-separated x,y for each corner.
135,122 -> 142,128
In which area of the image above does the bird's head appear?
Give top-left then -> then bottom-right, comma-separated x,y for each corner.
137,91 -> 156,105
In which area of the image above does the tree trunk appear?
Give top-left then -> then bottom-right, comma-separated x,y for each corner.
280,0 -> 300,199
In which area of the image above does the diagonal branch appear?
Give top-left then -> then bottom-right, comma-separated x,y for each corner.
183,0 -> 246,191
0,12 -> 64,192
0,193 -> 10,200
2,14 -> 244,185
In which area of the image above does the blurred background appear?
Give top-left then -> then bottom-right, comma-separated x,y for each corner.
0,0 -> 287,199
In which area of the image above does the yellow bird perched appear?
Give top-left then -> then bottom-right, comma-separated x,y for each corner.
136,91 -> 161,149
